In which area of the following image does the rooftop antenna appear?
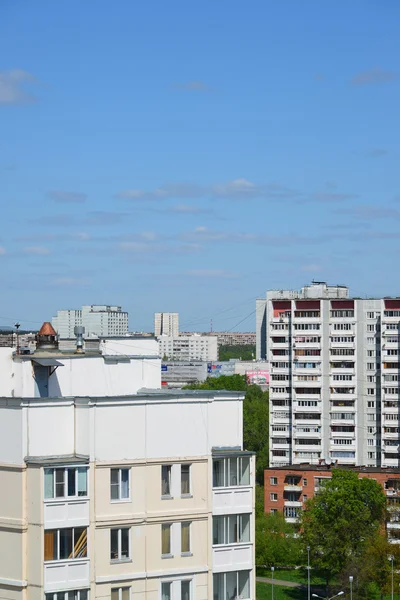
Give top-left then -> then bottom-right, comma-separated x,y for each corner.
14,322 -> 21,355
210,319 -> 213,333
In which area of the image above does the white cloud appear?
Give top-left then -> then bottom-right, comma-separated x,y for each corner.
47,190 -> 87,204
24,245 -> 51,255
116,179 -> 298,201
0,69 -> 37,104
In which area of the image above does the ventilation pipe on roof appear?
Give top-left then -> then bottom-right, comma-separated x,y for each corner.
74,326 -> 85,354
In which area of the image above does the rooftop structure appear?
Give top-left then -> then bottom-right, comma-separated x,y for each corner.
0,322 -> 255,600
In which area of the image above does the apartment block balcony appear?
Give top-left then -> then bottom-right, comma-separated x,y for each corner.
387,522 -> 400,530
329,366 -> 355,375
330,417 -> 355,426
44,560 -> 90,592
294,391 -> 321,399
44,499 -> 90,529
270,341 -> 290,349
294,444 -> 321,453
270,391 -> 290,399
293,366 -> 322,376
383,432 -> 400,440
293,341 -> 321,350
383,458 -> 400,468
330,430 -> 355,438
330,392 -> 356,401
284,500 -> 303,507
284,483 -> 303,492
271,442 -> 291,450
294,416 -> 322,425
213,544 -> 253,573
382,405 -> 399,414
383,417 -> 400,425
294,429 -> 321,438
293,379 -> 321,387
330,456 -> 356,465
382,341 -> 400,350
294,403 -> 321,412
329,342 -> 356,349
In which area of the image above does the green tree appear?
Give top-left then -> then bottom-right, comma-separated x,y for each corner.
185,375 -> 268,484
301,469 -> 387,585
218,344 -> 256,361
256,502 -> 301,567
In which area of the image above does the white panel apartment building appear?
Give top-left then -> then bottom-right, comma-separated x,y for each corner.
256,282 -> 400,469
52,306 -> 129,338
154,313 -> 179,337
158,335 -> 218,362
0,327 -> 255,600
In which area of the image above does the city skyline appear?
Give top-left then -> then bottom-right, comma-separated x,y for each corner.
1,1 -> 399,331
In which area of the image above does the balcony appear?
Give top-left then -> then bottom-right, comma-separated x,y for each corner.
294,403 -> 321,412
295,392 -> 321,400
44,560 -> 89,592
293,379 -> 321,387
294,429 -> 321,438
212,487 -> 253,515
388,522 -> 400,530
330,430 -> 355,438
213,544 -> 253,572
285,517 -> 300,524
383,432 -> 400,439
386,489 -> 400,497
293,342 -> 321,350
284,484 -> 302,492
330,392 -> 356,401
44,499 -> 89,529
270,340 -> 290,348
329,367 -> 355,375
270,391 -> 290,399
271,442 -> 291,450
330,342 -> 356,350
284,500 -> 303,507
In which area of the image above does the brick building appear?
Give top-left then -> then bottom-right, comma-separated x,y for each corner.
264,463 -> 400,542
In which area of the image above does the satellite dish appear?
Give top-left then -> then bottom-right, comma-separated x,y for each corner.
325,458 -> 332,466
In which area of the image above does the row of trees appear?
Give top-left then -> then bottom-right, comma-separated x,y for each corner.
257,469 -> 400,598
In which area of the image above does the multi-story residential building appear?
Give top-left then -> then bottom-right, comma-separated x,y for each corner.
158,335 -> 218,362
204,332 -> 256,347
258,281 -> 400,469
0,322 -> 255,600
52,305 -> 129,338
264,463 -> 400,543
154,313 -> 179,337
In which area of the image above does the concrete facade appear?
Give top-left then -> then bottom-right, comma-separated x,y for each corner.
0,335 -> 255,600
158,335 -> 218,362
154,313 -> 179,338
264,464 -> 400,542
52,306 -> 129,338
258,282 -> 400,469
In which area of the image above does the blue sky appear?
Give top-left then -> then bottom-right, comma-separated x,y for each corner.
0,0 -> 399,332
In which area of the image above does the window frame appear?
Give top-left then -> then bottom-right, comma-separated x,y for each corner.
213,514 -> 251,545
161,464 -> 172,498
181,463 -> 192,497
111,587 -> 130,600
44,527 -> 88,562
213,570 -> 251,600
212,456 -> 251,488
181,521 -> 192,556
44,466 -> 88,501
110,527 -> 131,562
46,591 -> 89,600
110,468 -> 130,503
161,522 -> 172,558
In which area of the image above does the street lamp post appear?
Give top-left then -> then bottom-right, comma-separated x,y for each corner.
312,592 -> 344,600
389,556 -> 394,600
349,576 -> 353,600
271,566 -> 275,600
307,546 -> 311,600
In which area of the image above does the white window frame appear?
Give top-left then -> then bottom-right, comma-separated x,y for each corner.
44,527 -> 88,562
45,591 -> 89,600
212,456 -> 251,488
162,464 -> 172,498
270,493 -> 278,501
44,466 -> 88,500
270,477 -> 278,485
110,527 -> 131,562
110,468 -> 130,502
213,571 -> 251,600
161,522 -> 172,558
212,514 -> 251,545
160,579 -> 192,600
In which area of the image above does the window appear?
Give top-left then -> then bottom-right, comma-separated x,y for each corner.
180,464 -> 191,496
212,456 -> 250,488
367,350 -> 376,357
110,528 -> 130,561
330,310 -> 354,318
110,468 -> 130,501
181,581 -> 191,600
161,583 -> 171,600
46,591 -> 89,600
367,388 -> 375,395
213,514 -> 251,545
44,467 -> 88,500
111,588 -> 130,600
367,363 -> 375,371
181,522 -> 191,554
270,508 -> 277,514
367,439 -> 375,446
367,401 -> 375,408
367,312 -> 375,319
270,477 -> 278,485
213,571 -> 250,600
162,465 -> 172,497
44,527 -> 87,561
367,324 -> 376,332
303,495 -> 308,501
270,493 -> 278,501
161,523 -> 171,557
303,479 -> 307,486
333,323 -> 351,330
368,452 -> 376,459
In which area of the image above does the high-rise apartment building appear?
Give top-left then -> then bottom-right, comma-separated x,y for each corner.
154,313 -> 179,337
158,334 -> 218,362
52,305 -> 129,338
0,323 -> 255,600
257,282 -> 400,469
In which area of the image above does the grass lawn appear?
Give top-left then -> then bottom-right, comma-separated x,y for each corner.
256,568 -> 328,586
256,582 -> 306,600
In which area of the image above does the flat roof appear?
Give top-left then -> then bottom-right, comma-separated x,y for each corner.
265,464 -> 400,474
